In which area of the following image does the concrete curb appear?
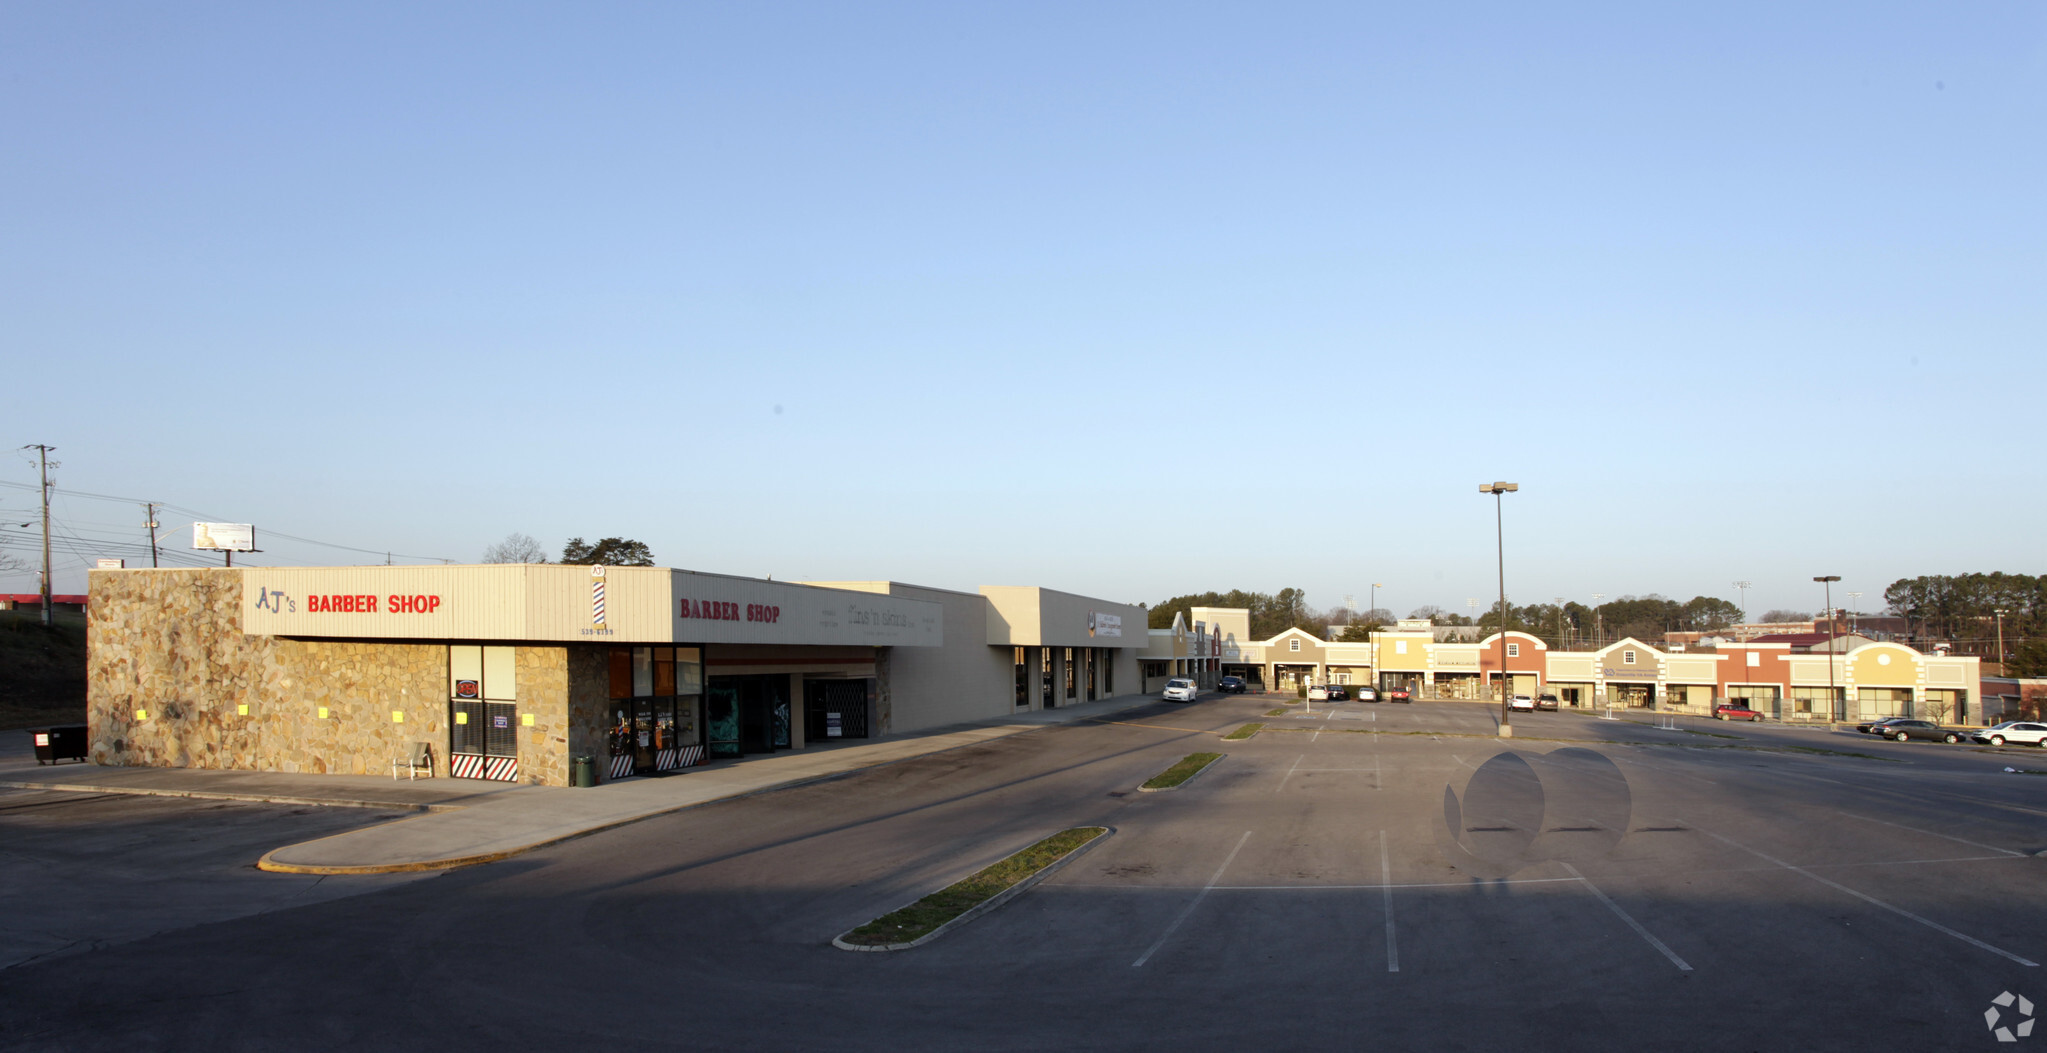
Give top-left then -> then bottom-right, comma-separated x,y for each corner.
832,826 -> 1112,952
254,764 -> 884,875
0,781 -> 456,813
254,728 -> 1083,875
1137,753 -> 1223,792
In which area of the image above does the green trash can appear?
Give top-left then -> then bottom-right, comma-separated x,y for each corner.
570,755 -> 596,787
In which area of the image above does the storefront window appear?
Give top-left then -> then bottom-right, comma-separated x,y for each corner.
1041,647 -> 1054,707
609,646 -> 704,774
1014,647 -> 1028,707
1065,648 -> 1076,699
1103,650 -> 1114,695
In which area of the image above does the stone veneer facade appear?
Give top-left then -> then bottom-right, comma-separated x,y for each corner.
87,569 -> 593,787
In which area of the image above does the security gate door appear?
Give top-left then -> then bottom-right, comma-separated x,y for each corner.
450,645 -> 519,781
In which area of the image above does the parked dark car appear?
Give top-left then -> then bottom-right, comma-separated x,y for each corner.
1386,688 -> 1411,703
1875,719 -> 1969,744
1217,676 -> 1248,694
1713,704 -> 1763,722
1856,716 -> 1912,735
1325,684 -> 1349,701
1534,693 -> 1559,712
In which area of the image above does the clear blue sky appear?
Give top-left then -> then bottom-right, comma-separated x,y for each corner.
4,2 -> 2041,618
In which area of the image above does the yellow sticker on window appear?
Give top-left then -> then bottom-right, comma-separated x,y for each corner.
455,711 -> 468,724
521,713 -> 535,727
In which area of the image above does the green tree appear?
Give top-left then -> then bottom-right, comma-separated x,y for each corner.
1338,622 -> 1383,642
560,537 -> 656,566
2007,639 -> 2047,679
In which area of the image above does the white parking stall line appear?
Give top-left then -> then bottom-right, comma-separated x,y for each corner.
1833,810 -> 2025,857
1133,831 -> 1252,968
1275,755 -> 1303,793
1380,830 -> 1399,972
1695,826 -> 2038,967
1558,862 -> 1691,971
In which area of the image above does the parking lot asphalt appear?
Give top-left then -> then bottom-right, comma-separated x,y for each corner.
3,694 -> 2044,1052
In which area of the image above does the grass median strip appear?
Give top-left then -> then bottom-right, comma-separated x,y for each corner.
1223,723 -> 1264,741
836,827 -> 1108,950
1141,752 -> 1223,791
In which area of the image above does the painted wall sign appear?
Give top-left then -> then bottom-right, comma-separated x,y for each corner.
242,565 -> 941,647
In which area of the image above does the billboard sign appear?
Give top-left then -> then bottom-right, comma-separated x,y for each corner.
193,523 -> 257,552
1088,611 -> 1123,639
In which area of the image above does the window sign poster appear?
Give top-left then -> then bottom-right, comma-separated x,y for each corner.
826,711 -> 843,738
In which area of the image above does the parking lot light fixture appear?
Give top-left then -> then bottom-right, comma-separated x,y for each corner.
1481,482 -> 1519,737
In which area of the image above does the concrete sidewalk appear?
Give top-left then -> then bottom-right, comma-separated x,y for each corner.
1,691 -> 1177,874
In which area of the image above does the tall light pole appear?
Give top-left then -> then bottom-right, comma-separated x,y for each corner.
1371,583 -> 1382,624
1995,608 -> 2009,673
1733,580 -> 1752,633
1847,591 -> 1862,635
1815,576 -> 1842,720
1482,482 -> 1519,737
1591,593 -> 1604,649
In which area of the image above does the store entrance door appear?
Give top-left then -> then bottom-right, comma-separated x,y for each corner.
450,699 -> 518,781
708,675 -> 791,757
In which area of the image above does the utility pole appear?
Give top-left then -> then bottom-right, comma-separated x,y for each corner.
1591,593 -> 1605,649
143,503 -> 161,568
1815,576 -> 1842,721
1995,608 -> 2009,674
1733,580 -> 1752,633
23,445 -> 55,627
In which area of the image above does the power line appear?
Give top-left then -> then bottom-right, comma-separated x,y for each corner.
0,477 -> 456,564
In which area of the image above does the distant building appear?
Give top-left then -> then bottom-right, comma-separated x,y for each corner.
0,593 -> 87,613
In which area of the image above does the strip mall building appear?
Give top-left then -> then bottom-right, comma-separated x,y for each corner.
86,565 -> 1143,787
1155,610 -> 1983,724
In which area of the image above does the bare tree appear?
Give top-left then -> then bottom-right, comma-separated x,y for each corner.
1920,696 -> 1954,725
481,532 -> 549,564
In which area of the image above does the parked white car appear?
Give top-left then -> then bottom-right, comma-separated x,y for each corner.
1973,722 -> 2047,747
1508,694 -> 1536,712
1163,678 -> 1199,702
1308,685 -> 1330,701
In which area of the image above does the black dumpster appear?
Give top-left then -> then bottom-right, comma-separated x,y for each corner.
32,725 -> 87,765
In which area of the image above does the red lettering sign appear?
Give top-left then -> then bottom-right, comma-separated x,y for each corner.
306,594 -> 387,614
681,598 -> 772,622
